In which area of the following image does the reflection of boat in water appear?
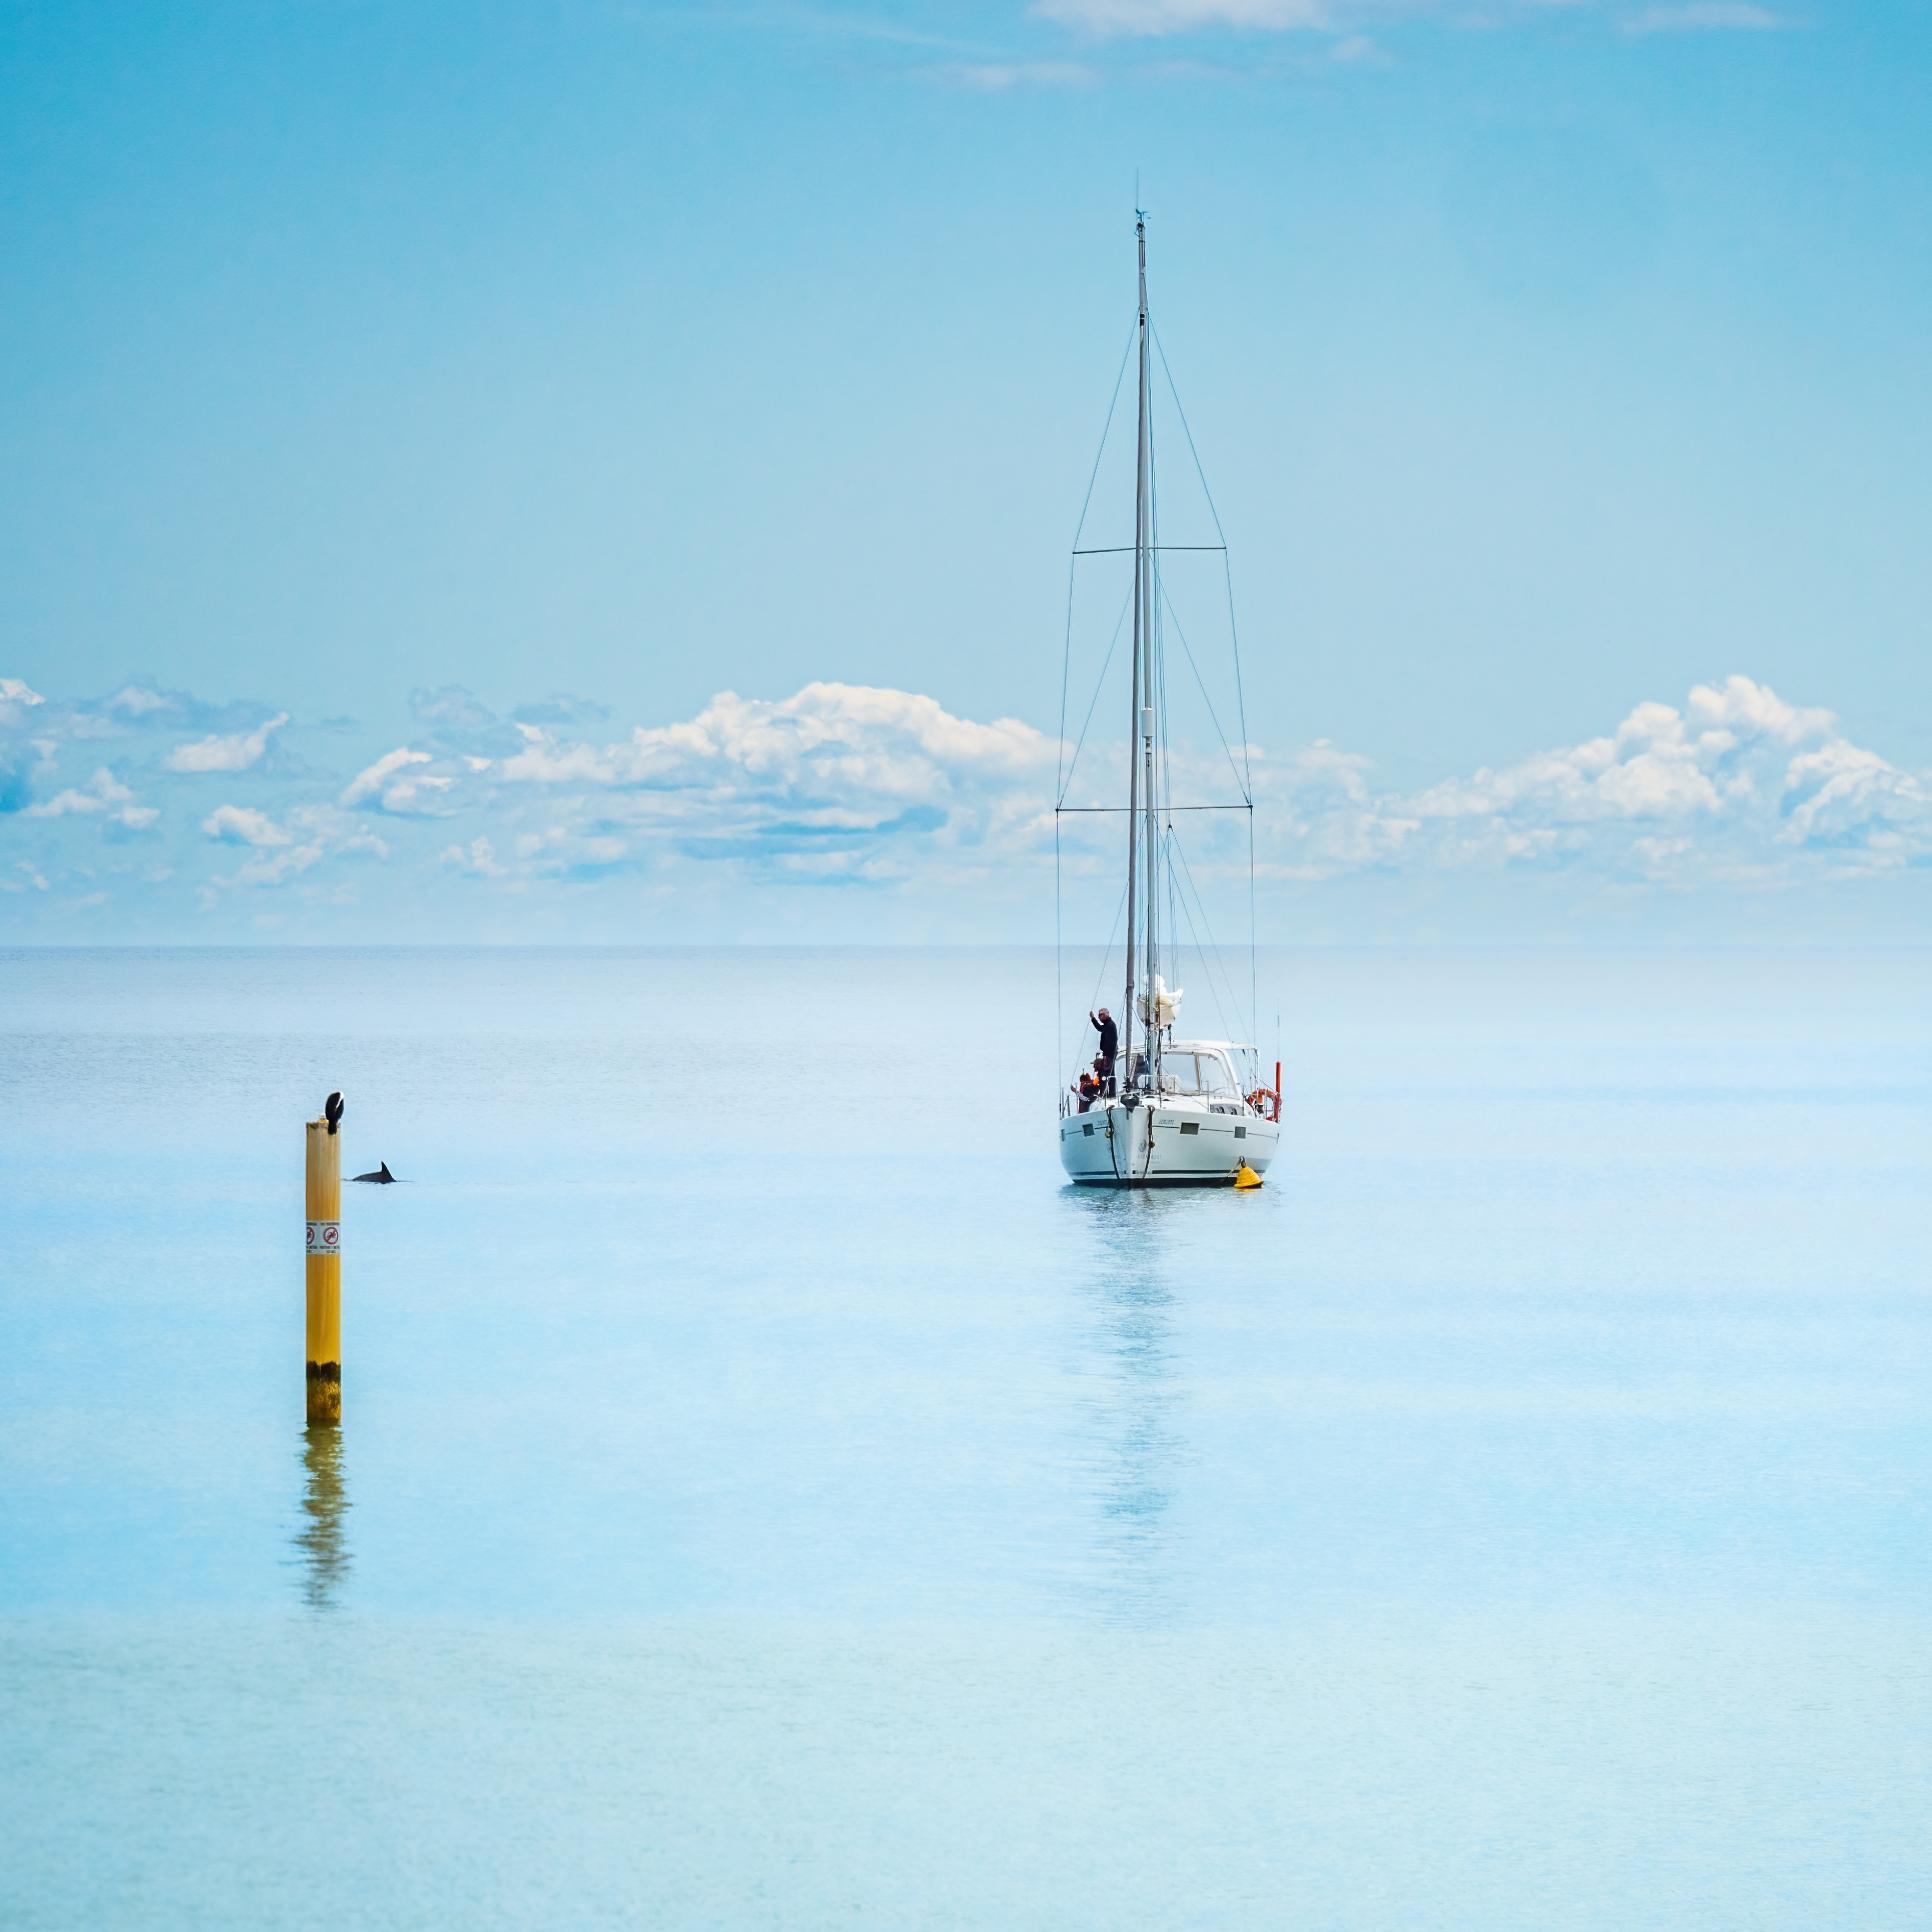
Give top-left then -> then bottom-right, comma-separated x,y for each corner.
1056,214 -> 1280,1189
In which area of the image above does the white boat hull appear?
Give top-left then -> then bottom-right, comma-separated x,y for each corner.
1057,1098 -> 1278,1187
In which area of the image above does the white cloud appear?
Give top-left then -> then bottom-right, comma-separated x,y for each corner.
1778,738 -> 1926,854
513,828 -> 630,877
2,679 -> 45,708
24,766 -> 160,828
1366,676 -> 1929,880
340,746 -> 452,812
406,674 -> 1927,895
202,803 -> 293,847
384,774 -> 456,812
216,843 -> 327,888
109,685 -> 171,714
487,682 -> 1058,876
165,712 -> 288,773
502,681 -> 1052,797
440,836 -> 509,877
4,671 -> 1924,932
194,802 -> 386,893
1241,740 -> 1420,878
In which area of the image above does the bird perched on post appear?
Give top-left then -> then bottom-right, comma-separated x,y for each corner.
325,1092 -> 344,1136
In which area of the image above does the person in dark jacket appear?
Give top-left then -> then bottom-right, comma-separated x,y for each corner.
1089,1008 -> 1118,1094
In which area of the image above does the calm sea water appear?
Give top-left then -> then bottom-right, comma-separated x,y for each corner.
3,946 -> 1929,1929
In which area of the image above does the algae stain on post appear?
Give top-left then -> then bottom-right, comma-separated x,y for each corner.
305,1098 -> 343,1426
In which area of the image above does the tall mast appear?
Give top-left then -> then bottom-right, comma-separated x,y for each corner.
1141,235 -> 1160,1067
1123,213 -> 1150,1094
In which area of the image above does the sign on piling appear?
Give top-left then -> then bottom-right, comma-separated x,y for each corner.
305,1094 -> 343,1426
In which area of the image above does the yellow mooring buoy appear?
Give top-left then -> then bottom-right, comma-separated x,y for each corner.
1232,1165 -> 1263,1190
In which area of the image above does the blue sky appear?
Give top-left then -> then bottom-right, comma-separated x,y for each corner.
3,0 -> 1929,940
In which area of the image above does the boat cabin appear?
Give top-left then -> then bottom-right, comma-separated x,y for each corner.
1107,1040 -> 1251,1109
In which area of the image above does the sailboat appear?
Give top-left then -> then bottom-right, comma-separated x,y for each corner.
1056,215 -> 1282,1188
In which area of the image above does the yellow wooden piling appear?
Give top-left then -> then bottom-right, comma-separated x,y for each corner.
305,1114 -> 342,1425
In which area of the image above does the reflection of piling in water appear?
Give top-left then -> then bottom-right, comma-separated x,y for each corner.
296,1427 -> 352,1611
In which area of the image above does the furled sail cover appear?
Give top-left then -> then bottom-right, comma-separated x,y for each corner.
1137,975 -> 1182,1032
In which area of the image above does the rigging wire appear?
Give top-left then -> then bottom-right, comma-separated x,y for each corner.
1076,870 -> 1133,1078
1225,538 -> 1258,1042
1150,325 -> 1229,548
1169,829 -> 1248,1042
1058,323 -> 1144,1074
1158,579 -> 1250,805
1072,322 -> 1141,556
1153,318 -> 1260,1052
1061,324 -> 1138,798
1164,828 -> 1227,1028
1167,830 -> 1244,1028
1059,317 -> 1141,971
1092,872 -> 1130,1011
1057,564 -> 1071,810
1057,576 -> 1135,808
1148,353 -> 1168,1028
1054,290 -> 1270,1109
1250,807 -> 1258,1058
1225,554 -> 1254,807
1166,831 -> 1236,1047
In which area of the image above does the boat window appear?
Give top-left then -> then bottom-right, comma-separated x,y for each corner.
1156,1052 -> 1241,1096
